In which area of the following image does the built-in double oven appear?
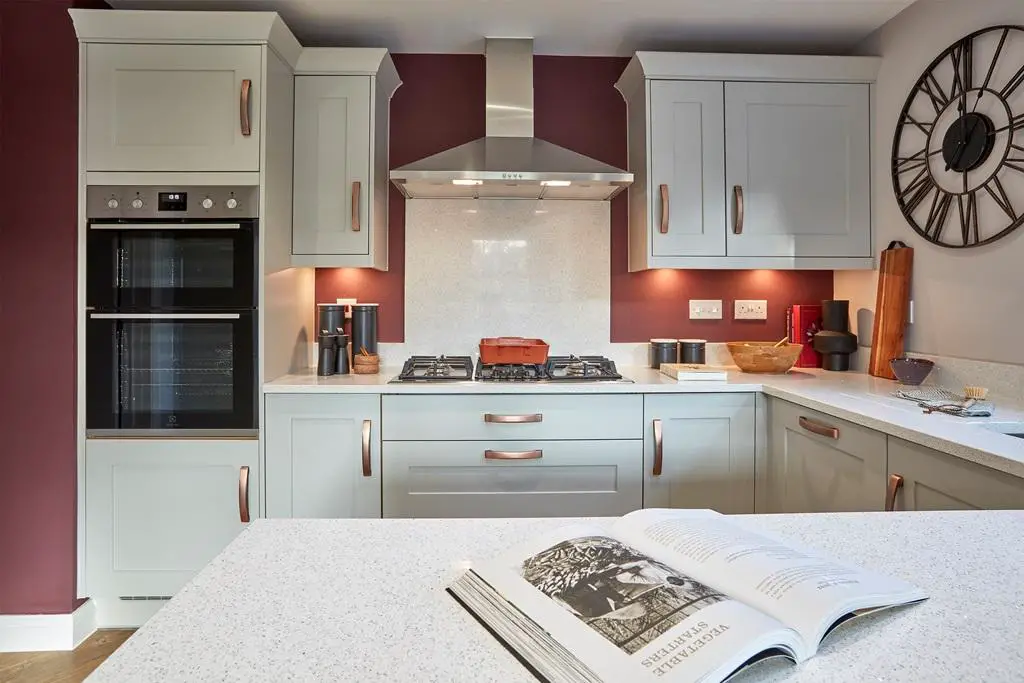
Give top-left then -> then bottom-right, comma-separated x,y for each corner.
85,186 -> 259,435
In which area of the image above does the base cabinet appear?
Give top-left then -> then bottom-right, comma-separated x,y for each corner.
888,438 -> 1024,511
264,394 -> 381,518
382,440 -> 643,518
765,399 -> 887,513
85,439 -> 259,598
643,394 -> 755,513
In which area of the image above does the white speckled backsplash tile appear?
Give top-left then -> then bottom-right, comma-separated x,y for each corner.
404,199 -> 611,356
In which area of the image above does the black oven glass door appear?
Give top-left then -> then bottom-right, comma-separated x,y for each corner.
87,220 -> 256,310
86,313 -> 256,431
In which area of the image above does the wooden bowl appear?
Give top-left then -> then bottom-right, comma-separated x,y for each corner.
726,342 -> 803,374
352,353 -> 380,367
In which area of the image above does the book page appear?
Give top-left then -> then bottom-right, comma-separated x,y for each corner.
613,510 -> 927,652
467,524 -> 802,682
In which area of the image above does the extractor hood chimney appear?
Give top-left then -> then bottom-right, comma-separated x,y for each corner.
389,38 -> 633,201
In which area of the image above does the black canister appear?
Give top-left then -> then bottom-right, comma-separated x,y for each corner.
317,333 -> 337,376
649,339 -> 679,369
680,339 -> 707,364
334,333 -> 350,375
317,304 -> 346,336
351,303 -> 379,355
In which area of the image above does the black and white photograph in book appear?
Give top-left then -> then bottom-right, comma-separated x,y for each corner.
520,536 -> 728,655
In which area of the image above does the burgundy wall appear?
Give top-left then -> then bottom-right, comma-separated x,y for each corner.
0,0 -> 88,615
316,55 -> 833,343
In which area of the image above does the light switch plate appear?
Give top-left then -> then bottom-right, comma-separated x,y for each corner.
734,300 -> 768,320
689,299 -> 723,320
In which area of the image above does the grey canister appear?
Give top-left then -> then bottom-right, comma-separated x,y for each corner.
317,303 -> 346,335
680,339 -> 707,364
649,339 -> 679,369
351,303 -> 379,355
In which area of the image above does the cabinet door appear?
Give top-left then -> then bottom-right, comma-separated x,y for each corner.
888,437 -> 1024,511
293,76 -> 372,257
382,440 -> 642,518
85,439 -> 259,598
649,80 -> 726,257
643,394 -> 755,514
766,399 -> 887,513
85,44 -> 262,172
265,394 -> 381,518
725,82 -> 871,258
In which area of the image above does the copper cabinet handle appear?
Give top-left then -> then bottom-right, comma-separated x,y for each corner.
484,449 -> 543,460
885,474 -> 904,512
652,418 -> 664,476
238,465 -> 250,523
484,413 -> 543,424
351,182 -> 361,232
733,185 -> 744,234
659,184 -> 670,234
361,419 -> 371,477
239,79 -> 252,137
798,416 -> 839,440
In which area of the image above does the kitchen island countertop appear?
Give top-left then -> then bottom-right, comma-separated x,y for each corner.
265,367 -> 1024,479
87,511 -> 1024,683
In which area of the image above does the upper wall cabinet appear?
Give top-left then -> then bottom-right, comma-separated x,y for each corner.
291,49 -> 401,270
71,10 -> 302,175
616,52 -> 880,271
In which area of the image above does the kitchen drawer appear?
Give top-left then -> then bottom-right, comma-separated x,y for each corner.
382,440 -> 643,518
382,394 -> 642,441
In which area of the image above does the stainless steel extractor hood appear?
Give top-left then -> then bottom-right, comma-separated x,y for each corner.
390,38 -> 633,201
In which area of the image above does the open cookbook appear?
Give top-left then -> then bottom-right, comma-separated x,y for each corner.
449,509 -> 927,683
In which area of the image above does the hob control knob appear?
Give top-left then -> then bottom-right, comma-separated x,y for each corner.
130,198 -> 144,210
225,197 -> 239,209
107,198 -> 119,210
201,197 -> 214,210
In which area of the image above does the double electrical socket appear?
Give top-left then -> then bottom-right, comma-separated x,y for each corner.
688,299 -> 768,320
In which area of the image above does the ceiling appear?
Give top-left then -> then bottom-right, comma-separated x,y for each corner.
106,0 -> 918,55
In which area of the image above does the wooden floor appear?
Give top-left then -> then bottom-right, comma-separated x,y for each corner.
0,630 -> 133,683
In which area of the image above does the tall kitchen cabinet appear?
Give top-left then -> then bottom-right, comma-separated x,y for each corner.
84,440 -> 260,599
643,394 -> 756,514
264,394 -> 382,518
763,398 -> 887,513
291,50 -> 401,270
615,52 -> 879,271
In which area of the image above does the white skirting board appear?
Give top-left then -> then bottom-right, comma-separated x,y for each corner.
93,598 -> 167,629
0,599 -> 96,653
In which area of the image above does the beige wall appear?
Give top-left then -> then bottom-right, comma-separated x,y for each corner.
836,0 -> 1024,366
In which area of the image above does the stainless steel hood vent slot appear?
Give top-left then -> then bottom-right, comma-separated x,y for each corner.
390,38 -> 633,201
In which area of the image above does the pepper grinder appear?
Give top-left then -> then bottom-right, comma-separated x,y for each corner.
813,300 -> 858,371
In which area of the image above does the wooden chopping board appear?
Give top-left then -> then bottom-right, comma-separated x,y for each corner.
868,240 -> 913,379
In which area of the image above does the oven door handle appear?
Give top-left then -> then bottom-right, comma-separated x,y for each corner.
88,223 -> 243,230
88,313 -> 242,320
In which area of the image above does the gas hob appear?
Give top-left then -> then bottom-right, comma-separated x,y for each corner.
390,354 -> 631,384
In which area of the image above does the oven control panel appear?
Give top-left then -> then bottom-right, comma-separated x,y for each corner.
86,186 -> 259,220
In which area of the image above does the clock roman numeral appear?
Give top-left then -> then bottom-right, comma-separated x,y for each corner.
918,73 -> 950,114
984,177 -> 1019,221
957,192 -> 980,246
950,37 -> 974,98
1006,143 -> 1024,175
1000,63 -> 1024,100
902,114 -> 933,136
900,172 -> 937,214
979,28 -> 1009,98
990,114 -> 1024,137
924,191 -> 953,242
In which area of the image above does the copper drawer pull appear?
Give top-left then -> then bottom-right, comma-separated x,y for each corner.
886,474 -> 904,512
361,419 -> 371,477
240,79 -> 252,137
238,466 -> 250,523
484,413 -> 543,424
733,185 -> 744,234
798,416 -> 839,440
659,184 -> 670,234
351,181 -> 361,232
653,418 -> 664,476
485,449 -> 543,460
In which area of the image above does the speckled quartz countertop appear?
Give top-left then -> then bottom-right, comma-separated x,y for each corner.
265,367 -> 1024,479
87,512 -> 1024,683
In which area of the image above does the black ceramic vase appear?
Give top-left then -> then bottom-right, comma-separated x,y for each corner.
813,300 -> 858,371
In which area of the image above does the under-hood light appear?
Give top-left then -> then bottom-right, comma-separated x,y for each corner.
452,179 -> 483,186
540,180 -> 572,187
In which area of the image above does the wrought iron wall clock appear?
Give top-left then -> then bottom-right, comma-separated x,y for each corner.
892,26 -> 1024,248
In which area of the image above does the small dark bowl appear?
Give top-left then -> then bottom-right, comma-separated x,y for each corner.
890,357 -> 934,385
